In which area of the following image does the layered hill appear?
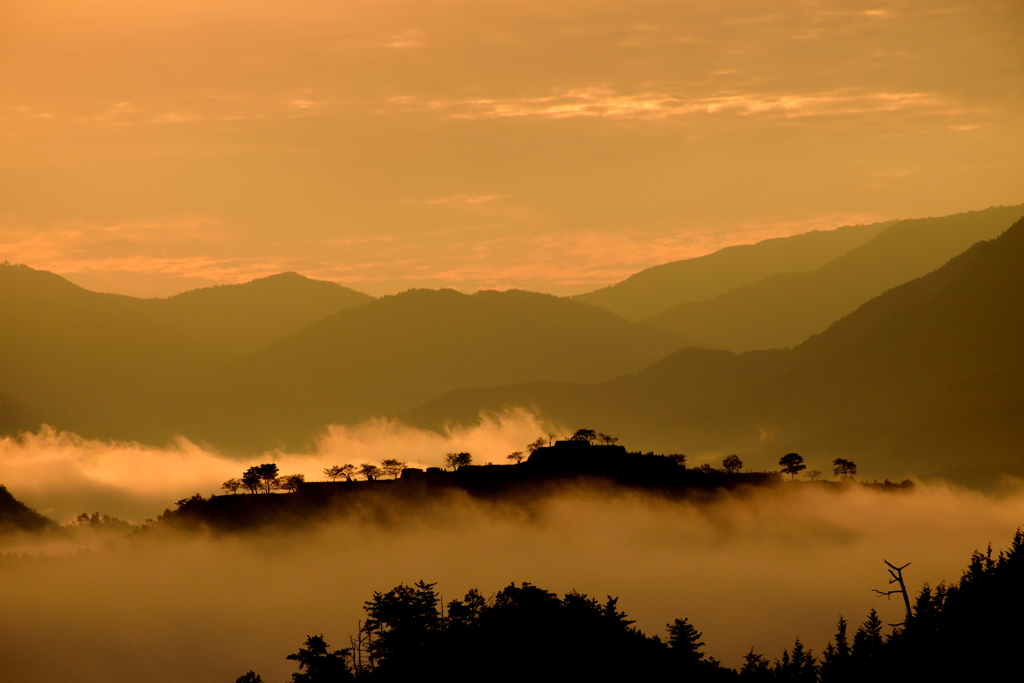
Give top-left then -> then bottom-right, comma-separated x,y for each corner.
0,264 -> 226,439
644,205 -> 1024,351
573,220 -> 894,320
0,266 -> 371,440
408,216 -> 1024,479
128,272 -> 373,357
176,289 -> 683,452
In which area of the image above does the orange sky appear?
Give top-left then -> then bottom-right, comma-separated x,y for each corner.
1,0 -> 1022,297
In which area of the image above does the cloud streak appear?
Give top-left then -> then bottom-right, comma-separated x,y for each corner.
394,88 -> 952,122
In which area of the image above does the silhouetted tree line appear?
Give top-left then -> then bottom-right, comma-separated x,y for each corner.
222,463 -> 307,495
217,440 -> 886,505
238,528 -> 1023,682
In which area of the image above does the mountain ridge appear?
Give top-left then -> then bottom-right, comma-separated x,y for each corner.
407,216 -> 1024,479
175,287 -> 684,452
642,204 -> 1024,351
573,220 -> 895,320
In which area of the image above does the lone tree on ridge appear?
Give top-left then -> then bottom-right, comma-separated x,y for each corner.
279,474 -> 305,493
570,429 -> 597,443
255,463 -> 280,494
721,455 -> 743,474
241,468 -> 261,494
526,437 -> 547,453
380,459 -> 407,480
445,452 -> 472,470
779,453 -> 805,480
833,458 -> 858,479
507,450 -> 524,464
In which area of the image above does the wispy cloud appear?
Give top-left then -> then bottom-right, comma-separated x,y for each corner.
0,218 -> 283,285
305,212 -> 892,294
422,194 -> 503,205
2,208 -> 897,298
2,90 -> 349,128
393,88 -> 952,122
386,28 -> 425,49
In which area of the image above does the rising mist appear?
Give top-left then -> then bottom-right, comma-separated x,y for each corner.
1,423 -> 1023,681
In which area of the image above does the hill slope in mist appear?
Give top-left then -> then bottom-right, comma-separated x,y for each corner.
0,485 -> 54,534
573,220 -> 893,320
644,205 -> 1024,351
177,289 -> 682,452
408,216 -> 1024,479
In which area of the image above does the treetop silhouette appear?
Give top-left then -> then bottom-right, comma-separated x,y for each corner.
779,453 -> 805,480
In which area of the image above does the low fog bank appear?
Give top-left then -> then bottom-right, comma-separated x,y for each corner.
0,412 -> 554,523
2,483 -> 1023,682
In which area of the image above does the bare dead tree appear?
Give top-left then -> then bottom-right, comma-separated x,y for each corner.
349,621 -> 364,677
873,560 -> 912,625
349,619 -> 375,676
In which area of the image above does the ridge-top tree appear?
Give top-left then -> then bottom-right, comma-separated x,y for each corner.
255,463 -> 280,493
833,458 -> 858,479
380,459 -> 407,479
279,473 -> 305,493
570,428 -> 597,443
526,437 -> 547,453
242,464 -> 279,493
445,452 -> 472,470
779,453 -> 805,480
722,454 -> 743,473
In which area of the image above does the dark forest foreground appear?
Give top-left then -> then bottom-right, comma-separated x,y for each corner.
240,528 -> 1024,683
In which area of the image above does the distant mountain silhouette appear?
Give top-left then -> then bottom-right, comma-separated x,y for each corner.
176,289 -> 682,452
408,215 -> 1024,479
0,264 -> 227,440
5,207 -> 1022,474
573,220 -> 894,320
127,272 -> 374,357
643,205 -> 1024,351
0,266 -> 371,440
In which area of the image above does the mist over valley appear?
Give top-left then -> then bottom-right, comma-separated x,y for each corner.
3,0 -> 1024,678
